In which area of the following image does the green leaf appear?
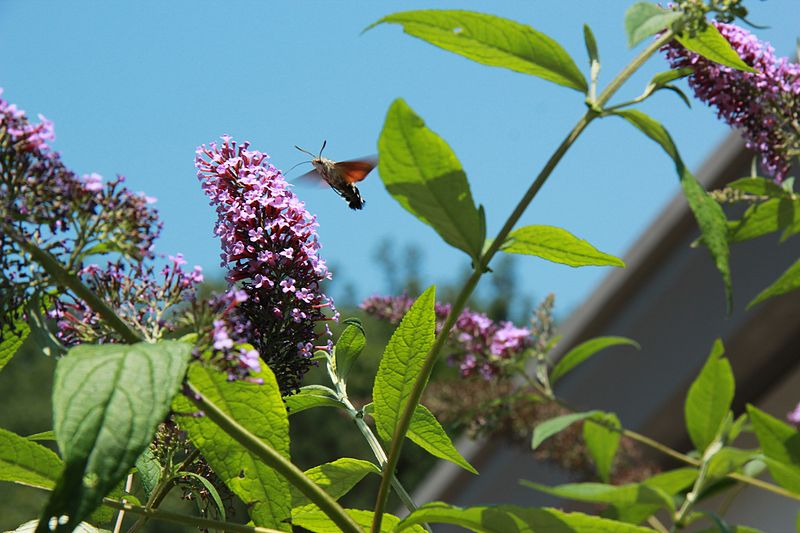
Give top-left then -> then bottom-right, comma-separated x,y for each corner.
0,427 -> 63,489
39,341 -> 190,532
378,100 -> 485,259
727,198 -> 800,243
285,385 -> 345,416
367,10 -> 587,92
728,177 -> 788,198
583,24 -> 599,79
748,258 -> 800,309
521,480 -> 673,510
550,336 -> 639,385
532,411 -> 599,450
135,448 -> 161,501
584,412 -> 621,482
25,431 -> 55,442
502,225 -> 625,268
614,109 -> 731,310
0,316 -> 29,373
396,502 -> 655,532
373,286 -> 436,441
406,405 -> 477,474
675,23 -> 757,73
604,467 -> 697,524
290,458 -> 380,515
685,340 -> 734,452
334,323 -> 366,380
747,404 -> 800,494
625,3 -> 681,48
292,509 -> 422,533
174,364 -> 292,529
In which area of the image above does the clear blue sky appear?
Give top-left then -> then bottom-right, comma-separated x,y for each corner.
1,1 -> 797,318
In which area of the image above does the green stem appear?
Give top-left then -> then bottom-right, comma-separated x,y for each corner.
102,497 -> 283,533
187,384 -> 362,533
370,29 -> 677,533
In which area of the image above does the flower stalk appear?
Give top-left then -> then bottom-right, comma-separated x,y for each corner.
371,30 -> 676,533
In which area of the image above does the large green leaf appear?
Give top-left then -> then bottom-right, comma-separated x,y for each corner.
584,412 -> 621,482
675,23 -> 757,73
373,286 -> 436,441
293,509 -> 424,533
747,405 -> 800,494
379,101 -> 484,259
0,427 -> 63,489
405,405 -> 477,474
367,10 -> 587,91
291,458 -> 380,516
532,411 -> 599,450
501,225 -> 624,268
624,3 -> 681,48
38,341 -> 190,532
175,364 -> 292,529
0,316 -> 29,373
550,336 -> 639,385
284,385 -> 345,416
614,109 -> 731,309
521,480 -> 673,510
334,323 -> 366,380
396,502 -> 654,532
684,340 -> 734,452
748,258 -> 800,309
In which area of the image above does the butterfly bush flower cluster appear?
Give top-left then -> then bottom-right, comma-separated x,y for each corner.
0,89 -> 161,336
361,294 -> 530,379
662,21 -> 800,181
51,254 -> 204,346
196,136 -> 336,394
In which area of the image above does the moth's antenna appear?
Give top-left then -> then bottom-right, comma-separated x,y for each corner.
295,145 -> 316,158
319,140 -> 327,158
286,160 -> 312,175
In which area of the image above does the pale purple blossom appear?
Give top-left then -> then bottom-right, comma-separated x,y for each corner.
663,21 -> 800,181
361,294 -> 531,379
788,403 -> 800,426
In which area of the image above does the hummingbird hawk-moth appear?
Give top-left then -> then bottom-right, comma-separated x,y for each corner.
294,141 -> 376,210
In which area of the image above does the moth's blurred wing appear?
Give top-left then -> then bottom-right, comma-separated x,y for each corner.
334,157 -> 377,184
292,169 -> 329,189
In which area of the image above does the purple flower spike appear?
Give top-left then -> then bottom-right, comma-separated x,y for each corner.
663,22 -> 800,181
196,136 -> 335,394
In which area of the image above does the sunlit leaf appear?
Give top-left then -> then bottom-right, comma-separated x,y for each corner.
747,404 -> 800,494
175,364 -> 292,529
748,258 -> 800,309
675,23 -> 757,73
379,101 -> 484,259
368,10 -> 587,91
406,405 -> 477,474
373,286 -> 436,441
285,385 -> 345,416
584,412 -> 621,482
685,340 -> 734,452
38,341 -> 190,532
502,225 -> 624,268
291,458 -> 380,516
0,427 -> 62,489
